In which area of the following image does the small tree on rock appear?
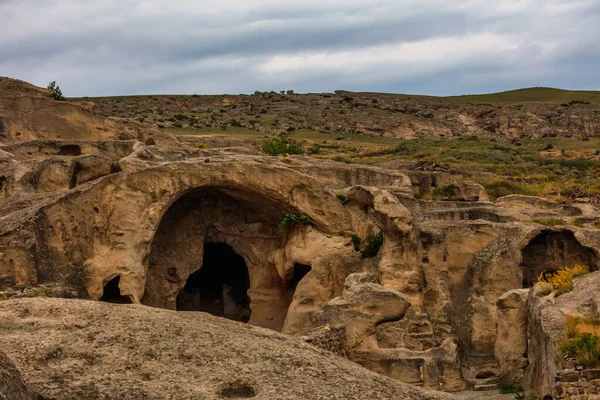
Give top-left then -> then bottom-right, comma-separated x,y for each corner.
47,81 -> 65,100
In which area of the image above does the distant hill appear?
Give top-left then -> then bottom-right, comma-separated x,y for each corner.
80,85 -> 600,141
349,87 -> 600,106
444,87 -> 600,105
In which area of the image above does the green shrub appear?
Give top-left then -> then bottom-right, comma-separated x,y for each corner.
25,286 -> 54,298
482,179 -> 535,199
539,158 -> 598,169
331,155 -> 353,164
307,145 -> 321,155
361,231 -> 384,259
513,391 -> 537,400
561,333 -> 600,368
279,213 -> 311,233
351,234 -> 361,251
534,218 -> 566,227
541,143 -> 554,151
498,383 -> 524,394
262,134 -> 305,156
47,81 -> 65,100
392,141 -> 420,155
432,184 -> 460,199
336,194 -> 346,202
230,119 -> 242,127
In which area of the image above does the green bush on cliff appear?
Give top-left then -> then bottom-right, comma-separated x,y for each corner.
262,133 -> 304,156
279,213 -> 311,233
361,231 -> 384,259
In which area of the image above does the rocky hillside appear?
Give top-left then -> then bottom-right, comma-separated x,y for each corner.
81,88 -> 600,140
0,77 -> 175,145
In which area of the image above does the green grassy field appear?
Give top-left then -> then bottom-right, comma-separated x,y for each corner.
205,127 -> 600,200
444,87 -> 600,105
169,126 -> 404,146
290,129 -> 402,146
356,87 -> 600,106
166,126 -> 265,137
346,135 -> 600,200
172,124 -> 600,201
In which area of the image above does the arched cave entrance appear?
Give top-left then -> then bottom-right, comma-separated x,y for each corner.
100,276 -> 132,304
285,263 -> 312,302
177,242 -> 251,323
143,187 -> 309,331
521,230 -> 598,287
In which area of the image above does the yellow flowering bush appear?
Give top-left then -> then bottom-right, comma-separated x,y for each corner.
537,265 -> 589,295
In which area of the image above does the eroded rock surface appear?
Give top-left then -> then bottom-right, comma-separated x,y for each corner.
0,350 -> 31,400
0,297 -> 458,400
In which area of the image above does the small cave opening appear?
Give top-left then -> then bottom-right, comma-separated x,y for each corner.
57,144 -> 82,156
284,263 -> 312,302
100,276 -> 132,304
176,242 -> 251,323
110,163 -> 123,174
289,263 -> 312,288
475,370 -> 497,380
521,230 -> 598,287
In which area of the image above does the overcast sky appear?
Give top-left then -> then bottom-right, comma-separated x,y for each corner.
1,0 -> 599,97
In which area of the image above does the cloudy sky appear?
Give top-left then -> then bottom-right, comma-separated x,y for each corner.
1,0 -> 599,97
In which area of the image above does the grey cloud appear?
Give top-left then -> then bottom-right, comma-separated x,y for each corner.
1,0 -> 598,96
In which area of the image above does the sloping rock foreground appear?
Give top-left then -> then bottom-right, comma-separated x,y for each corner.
0,297 -> 457,400
0,349 -> 31,400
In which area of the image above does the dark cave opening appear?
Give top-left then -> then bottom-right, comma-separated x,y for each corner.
289,263 -> 312,289
57,144 -> 82,156
284,263 -> 312,304
176,242 -> 251,323
521,230 -> 598,287
100,276 -> 132,304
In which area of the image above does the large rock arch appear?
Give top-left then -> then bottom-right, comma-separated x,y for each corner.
33,160 -> 358,317
141,184 -> 314,330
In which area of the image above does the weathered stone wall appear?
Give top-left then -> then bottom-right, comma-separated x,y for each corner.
555,369 -> 600,399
